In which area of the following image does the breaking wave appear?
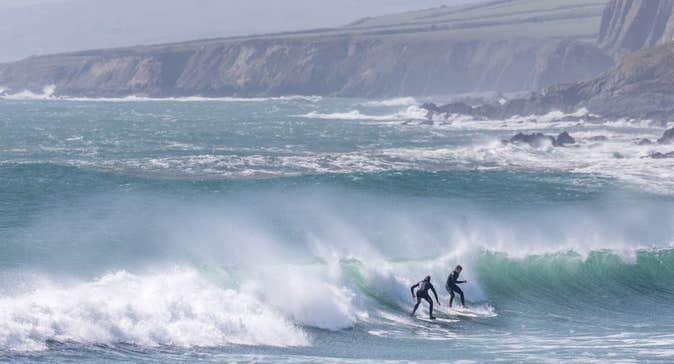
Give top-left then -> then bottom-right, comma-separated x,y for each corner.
296,106 -> 426,121
1,177 -> 673,352
362,97 -> 417,107
0,268 -> 309,351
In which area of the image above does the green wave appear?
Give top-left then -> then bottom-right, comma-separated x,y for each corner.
476,249 -> 674,302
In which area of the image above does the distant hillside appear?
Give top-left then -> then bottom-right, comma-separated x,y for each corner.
0,0 -> 613,98
348,0 -> 609,41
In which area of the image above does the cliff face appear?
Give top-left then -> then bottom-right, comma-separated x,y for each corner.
424,42 -> 674,122
0,36 -> 613,98
578,43 -> 674,119
598,0 -> 674,53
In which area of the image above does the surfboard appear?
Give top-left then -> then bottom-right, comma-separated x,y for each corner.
416,317 -> 457,324
446,306 -> 497,318
446,308 -> 479,318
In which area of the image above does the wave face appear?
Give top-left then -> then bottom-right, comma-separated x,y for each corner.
1,97 -> 674,363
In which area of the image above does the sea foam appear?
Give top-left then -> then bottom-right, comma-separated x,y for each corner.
0,268 -> 308,351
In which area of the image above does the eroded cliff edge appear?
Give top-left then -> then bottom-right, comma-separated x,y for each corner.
423,42 -> 674,122
0,0 -> 614,98
424,0 -> 674,122
0,36 -> 612,98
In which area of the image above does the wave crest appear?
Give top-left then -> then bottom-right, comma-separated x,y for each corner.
0,268 -> 308,351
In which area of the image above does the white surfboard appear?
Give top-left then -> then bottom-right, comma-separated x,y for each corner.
416,316 -> 458,324
446,308 -> 479,317
446,306 -> 497,318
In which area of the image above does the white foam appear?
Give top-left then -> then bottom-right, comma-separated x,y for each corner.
0,268 -> 308,351
245,266 -> 366,331
297,110 -> 397,121
0,85 -> 322,103
297,106 -> 426,121
362,97 -> 417,107
0,84 -> 56,100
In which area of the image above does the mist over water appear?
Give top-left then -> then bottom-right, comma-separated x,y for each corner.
1,97 -> 674,362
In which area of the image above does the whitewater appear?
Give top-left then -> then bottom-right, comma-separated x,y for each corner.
1,96 -> 673,363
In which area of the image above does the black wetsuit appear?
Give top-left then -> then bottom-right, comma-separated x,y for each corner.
411,280 -> 439,319
445,271 -> 466,307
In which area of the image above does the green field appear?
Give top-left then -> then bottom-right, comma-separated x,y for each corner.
343,0 -> 610,41
142,0 -> 610,50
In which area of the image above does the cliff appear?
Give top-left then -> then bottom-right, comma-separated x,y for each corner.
424,0 -> 674,122
598,0 -> 674,53
0,0 -> 613,98
0,36 -> 613,98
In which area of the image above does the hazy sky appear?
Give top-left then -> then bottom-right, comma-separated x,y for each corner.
0,0 -> 477,63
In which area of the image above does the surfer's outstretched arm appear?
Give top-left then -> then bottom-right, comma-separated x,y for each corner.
410,282 -> 419,298
430,285 -> 440,305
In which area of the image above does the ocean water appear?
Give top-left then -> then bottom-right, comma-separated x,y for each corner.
1,95 -> 673,363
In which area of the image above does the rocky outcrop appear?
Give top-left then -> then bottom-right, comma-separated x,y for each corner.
648,151 -> 674,159
0,36 -> 613,98
657,127 -> 674,144
508,132 -> 576,147
423,42 -> 674,122
598,0 -> 674,53
572,44 -> 674,120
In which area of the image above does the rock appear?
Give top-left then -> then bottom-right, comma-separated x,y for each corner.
648,151 -> 674,159
657,127 -> 674,144
637,138 -> 653,145
422,41 -> 674,123
419,1 -> 674,123
508,131 -> 576,147
588,135 -> 609,141
556,131 -> 576,146
509,132 -> 557,148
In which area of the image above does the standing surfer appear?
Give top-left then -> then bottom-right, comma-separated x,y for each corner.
446,265 -> 467,308
410,276 -> 441,320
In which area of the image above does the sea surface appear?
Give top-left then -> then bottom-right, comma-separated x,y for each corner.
1,95 -> 673,363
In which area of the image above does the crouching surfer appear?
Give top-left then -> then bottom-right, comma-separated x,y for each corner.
410,275 -> 441,320
446,265 -> 467,308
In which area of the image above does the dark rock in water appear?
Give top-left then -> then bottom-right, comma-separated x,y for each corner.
657,128 -> 674,144
509,131 -> 576,147
588,135 -> 609,141
648,151 -> 674,159
510,132 -> 557,147
556,131 -> 576,146
637,138 -> 653,145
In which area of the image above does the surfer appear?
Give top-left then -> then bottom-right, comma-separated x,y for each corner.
410,275 -> 441,319
446,265 -> 467,308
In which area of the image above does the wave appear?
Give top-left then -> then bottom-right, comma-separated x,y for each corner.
0,85 -> 322,103
296,106 -> 426,121
361,97 -> 417,107
410,108 -> 594,130
477,249 -> 674,302
0,85 -> 57,100
0,268 -> 309,351
3,247 -> 673,352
